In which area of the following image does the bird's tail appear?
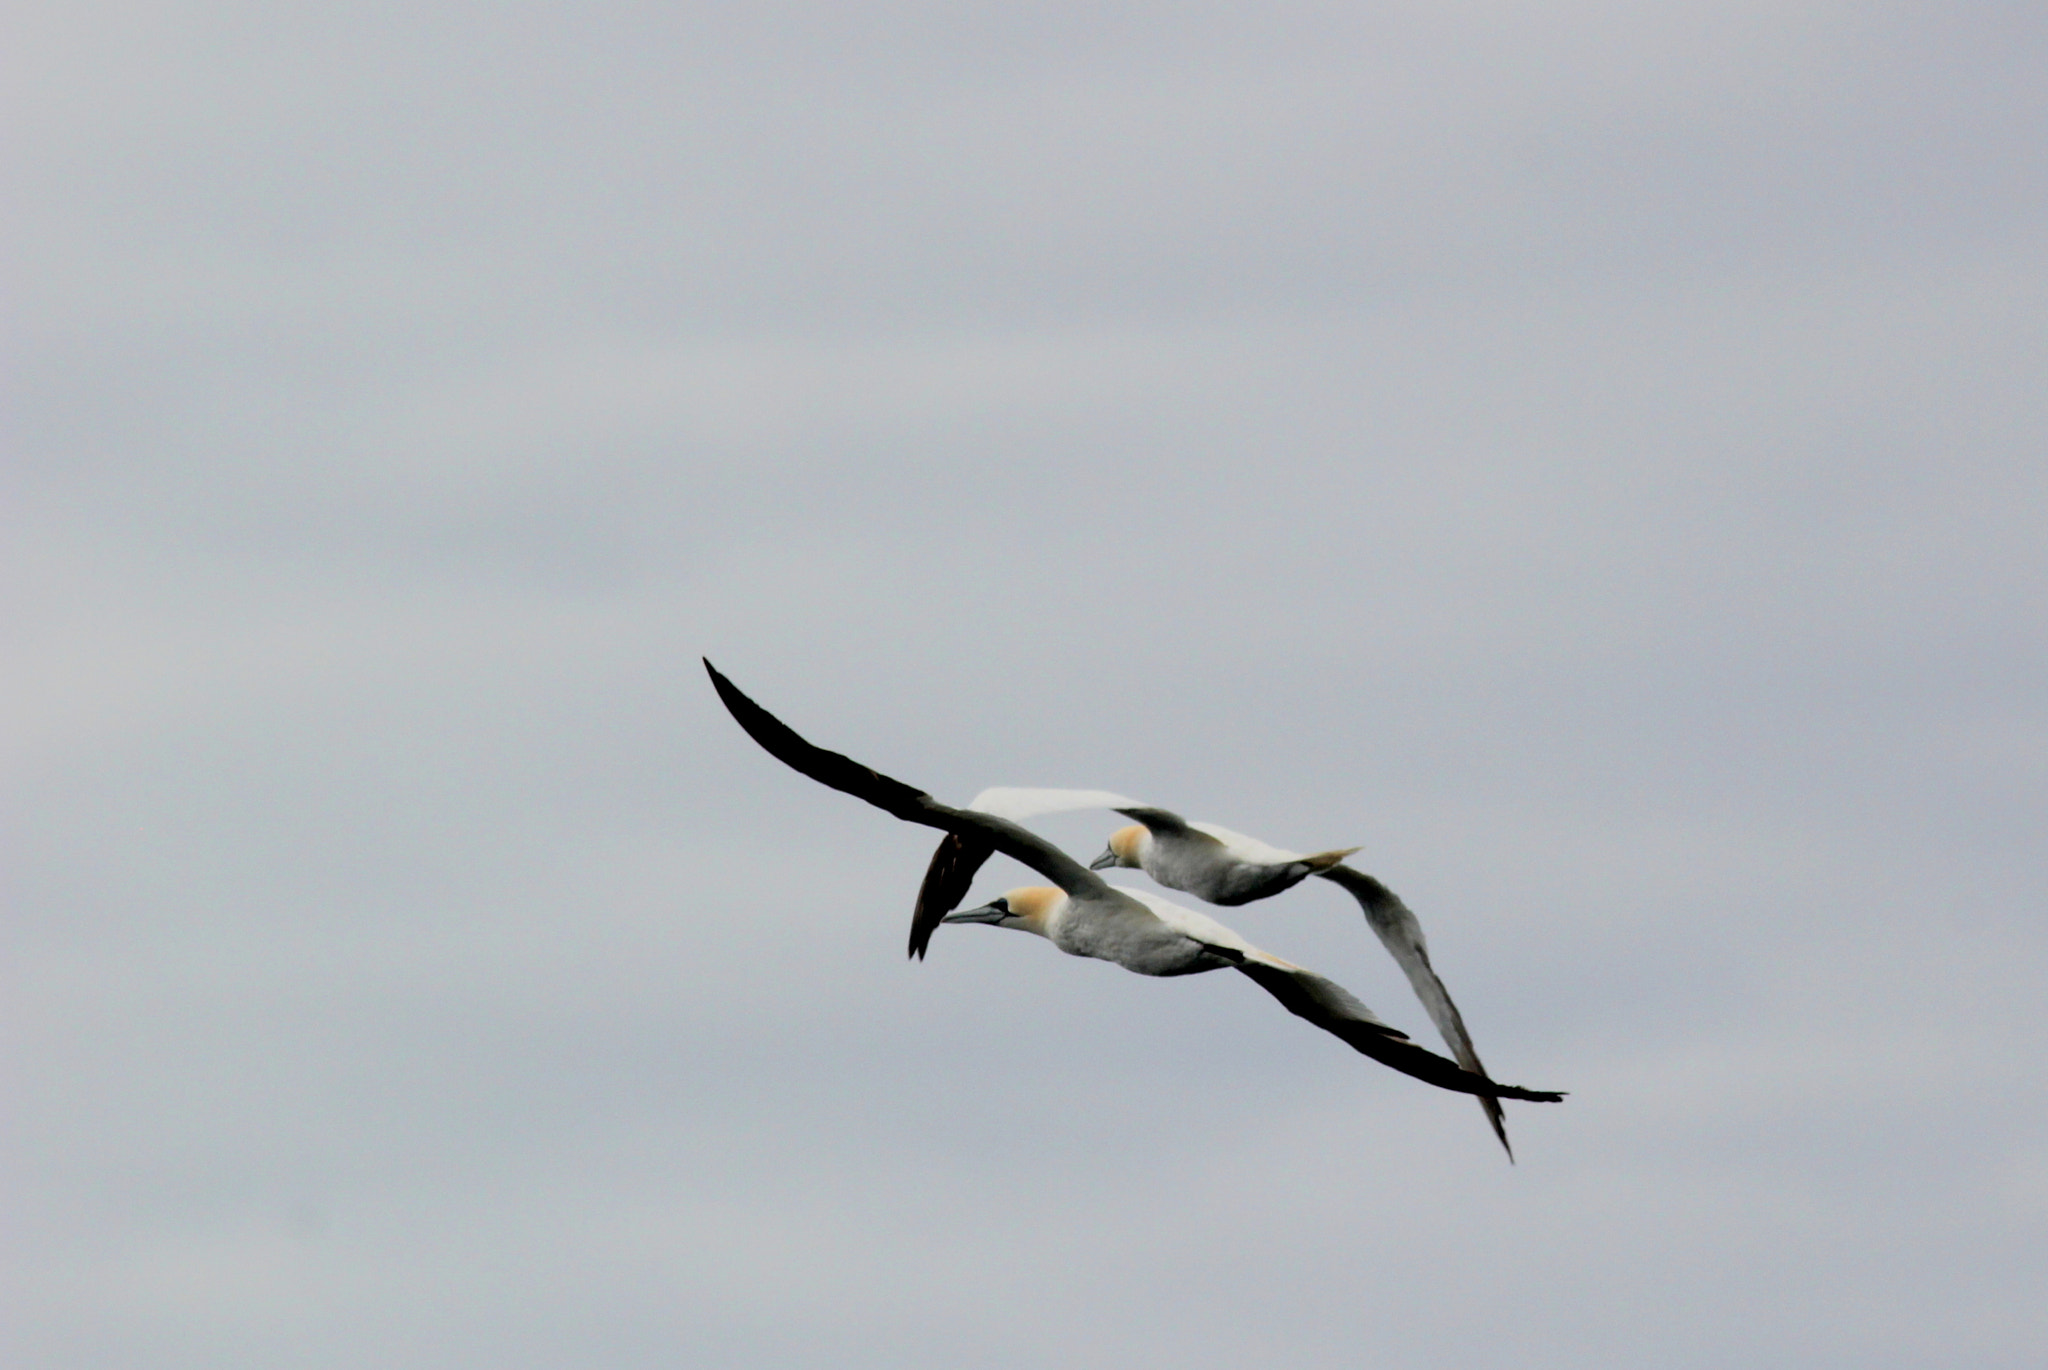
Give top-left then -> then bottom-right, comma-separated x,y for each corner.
1300,846 -> 1362,872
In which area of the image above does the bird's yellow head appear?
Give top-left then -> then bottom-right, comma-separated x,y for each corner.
1088,823 -> 1149,871
941,885 -> 1064,938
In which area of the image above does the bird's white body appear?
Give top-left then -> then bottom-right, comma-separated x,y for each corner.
1022,885 -> 1290,976
1117,822 -> 1331,905
969,787 -> 1355,905
959,883 -> 1399,1034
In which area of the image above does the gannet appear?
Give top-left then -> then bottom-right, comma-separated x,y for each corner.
705,660 -> 1565,1116
914,786 -> 1520,1158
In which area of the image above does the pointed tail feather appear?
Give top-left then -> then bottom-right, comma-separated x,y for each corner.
1300,846 -> 1362,872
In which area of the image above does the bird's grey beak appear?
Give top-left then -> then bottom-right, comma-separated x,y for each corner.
1088,847 -> 1119,871
942,901 -> 1010,925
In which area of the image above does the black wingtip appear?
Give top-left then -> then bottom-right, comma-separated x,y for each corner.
906,831 -> 994,965
704,661 -> 931,820
703,658 -> 741,708
1488,1110 -> 1515,1162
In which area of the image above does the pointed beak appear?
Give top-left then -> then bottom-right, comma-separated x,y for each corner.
942,901 -> 1010,925
1088,847 -> 1119,871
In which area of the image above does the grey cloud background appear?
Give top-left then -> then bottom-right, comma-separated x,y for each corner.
10,2 -> 2046,1366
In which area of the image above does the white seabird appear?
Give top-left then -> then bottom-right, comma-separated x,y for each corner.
913,786 -> 1522,1157
705,661 -> 1565,1120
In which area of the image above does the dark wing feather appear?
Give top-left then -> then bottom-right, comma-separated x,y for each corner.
705,659 -> 929,819
1232,960 -> 1565,1103
1112,805 -> 1190,830
1112,805 -> 1226,846
704,660 -> 1109,900
1318,864 -> 1517,1154
908,832 -> 994,959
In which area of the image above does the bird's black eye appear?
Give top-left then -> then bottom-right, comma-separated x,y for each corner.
991,898 -> 1010,913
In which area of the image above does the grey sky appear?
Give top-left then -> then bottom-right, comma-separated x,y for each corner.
11,3 -> 2047,1366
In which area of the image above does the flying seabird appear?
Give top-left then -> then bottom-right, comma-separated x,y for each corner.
912,786 -> 1518,1156
705,660 -> 1565,1120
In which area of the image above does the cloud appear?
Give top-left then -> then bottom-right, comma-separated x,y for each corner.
10,2 -> 2046,1366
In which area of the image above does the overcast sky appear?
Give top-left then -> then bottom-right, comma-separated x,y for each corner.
10,3 -> 2047,1366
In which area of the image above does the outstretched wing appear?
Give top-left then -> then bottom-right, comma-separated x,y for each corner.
705,660 -> 1109,901
908,832 -> 992,960
1318,865 -> 1514,1155
1119,888 -> 1557,1104
968,787 -> 1146,821
1230,958 -> 1564,1104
